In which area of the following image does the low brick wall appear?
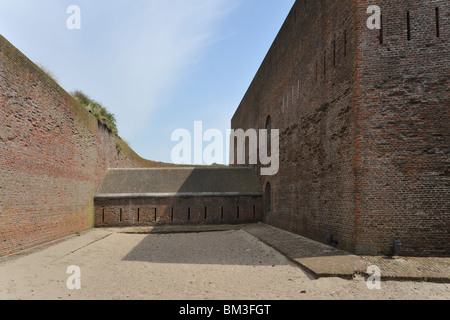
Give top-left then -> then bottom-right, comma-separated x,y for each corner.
94,196 -> 263,227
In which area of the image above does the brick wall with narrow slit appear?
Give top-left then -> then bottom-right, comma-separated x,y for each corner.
94,197 -> 263,227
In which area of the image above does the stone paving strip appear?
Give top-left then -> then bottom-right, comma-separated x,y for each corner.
0,229 -> 114,264
241,224 -> 450,283
241,224 -> 367,279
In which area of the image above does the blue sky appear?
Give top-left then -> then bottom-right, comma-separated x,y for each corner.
0,0 -> 295,164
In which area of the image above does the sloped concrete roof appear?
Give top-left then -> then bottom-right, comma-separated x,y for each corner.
95,167 -> 263,199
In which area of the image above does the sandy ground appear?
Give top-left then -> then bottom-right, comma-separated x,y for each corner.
0,228 -> 448,300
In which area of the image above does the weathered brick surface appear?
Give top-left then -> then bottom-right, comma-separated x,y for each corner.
232,0 -> 449,256
354,0 -> 449,256
232,0 -> 360,253
0,35 -> 158,257
94,196 -> 263,227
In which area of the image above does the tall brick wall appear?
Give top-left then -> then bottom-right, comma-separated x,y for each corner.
232,0 -> 360,253
354,0 -> 449,256
232,0 -> 449,256
0,34 -> 163,257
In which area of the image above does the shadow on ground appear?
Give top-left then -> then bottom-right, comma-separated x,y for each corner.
121,229 -> 290,267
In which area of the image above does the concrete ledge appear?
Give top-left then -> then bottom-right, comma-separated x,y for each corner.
242,224 -> 365,279
95,192 -> 263,199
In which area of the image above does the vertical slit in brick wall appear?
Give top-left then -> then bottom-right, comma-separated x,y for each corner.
407,11 -> 411,41
379,14 -> 384,45
154,208 -> 157,222
315,60 -> 318,82
119,209 -> 123,223
286,91 -> 289,109
221,207 -> 224,220
265,183 -> 271,213
436,8 -> 440,38
333,39 -> 336,66
237,206 -> 240,220
188,207 -> 191,221
171,207 -> 174,222
102,209 -> 105,223
291,86 -> 294,105
204,207 -> 207,220
344,30 -> 347,57
137,208 -> 140,223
